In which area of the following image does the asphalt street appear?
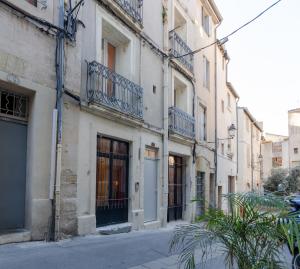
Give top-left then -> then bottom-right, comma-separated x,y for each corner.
0,227 -> 293,269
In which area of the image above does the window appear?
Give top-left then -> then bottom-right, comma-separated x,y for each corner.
0,89 -> 28,121
25,0 -> 37,6
217,186 -> 222,210
272,142 -> 282,153
221,100 -> 224,113
294,148 -> 299,154
246,117 -> 250,133
196,172 -> 205,216
227,93 -> 231,108
247,145 -> 251,167
203,56 -> 210,89
221,143 -> 224,155
272,157 -> 282,167
153,85 -> 156,94
199,104 -> 207,141
227,140 -> 232,153
202,7 -> 211,36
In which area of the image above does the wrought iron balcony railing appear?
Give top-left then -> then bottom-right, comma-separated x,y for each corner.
114,0 -> 143,24
169,106 -> 195,139
170,31 -> 194,73
87,61 -> 143,120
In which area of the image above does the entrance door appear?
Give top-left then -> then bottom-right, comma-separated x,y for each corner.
168,155 -> 184,222
209,173 -> 215,208
196,171 -> 205,216
0,120 -> 27,231
96,136 -> 129,227
144,148 -> 158,222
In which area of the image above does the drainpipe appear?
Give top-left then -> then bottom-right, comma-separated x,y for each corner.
236,98 -> 240,183
214,23 -> 221,207
251,122 -> 254,191
162,0 -> 169,227
53,0 -> 65,241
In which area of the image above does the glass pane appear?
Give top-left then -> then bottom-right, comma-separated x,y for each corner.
113,141 -> 128,155
145,148 -> 157,159
168,165 -> 175,185
96,157 -> 109,207
98,137 -> 111,153
111,159 -> 127,208
168,185 -> 175,207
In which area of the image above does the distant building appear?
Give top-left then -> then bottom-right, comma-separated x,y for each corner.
288,109 -> 300,168
262,133 -> 289,181
237,107 -> 263,192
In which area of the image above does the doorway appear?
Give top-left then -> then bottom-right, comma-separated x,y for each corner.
196,171 -> 205,216
0,90 -> 28,232
96,136 -> 129,227
144,148 -> 158,222
168,155 -> 184,222
0,120 -> 27,231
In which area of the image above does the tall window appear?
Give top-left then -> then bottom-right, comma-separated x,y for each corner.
246,117 -> 250,132
221,100 -> 224,113
247,145 -> 251,167
221,143 -> 224,155
202,7 -> 211,36
294,148 -> 299,154
227,92 -> 231,108
25,0 -> 37,6
199,104 -> 207,141
203,56 -> 210,89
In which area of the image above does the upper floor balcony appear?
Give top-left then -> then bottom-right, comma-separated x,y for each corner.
114,0 -> 143,24
169,106 -> 195,140
86,61 -> 143,120
100,0 -> 143,31
169,31 -> 194,75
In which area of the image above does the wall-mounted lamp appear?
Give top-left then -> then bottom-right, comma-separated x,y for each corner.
228,123 -> 237,139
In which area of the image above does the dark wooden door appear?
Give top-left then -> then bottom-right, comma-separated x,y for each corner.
168,155 -> 184,222
96,136 -> 129,227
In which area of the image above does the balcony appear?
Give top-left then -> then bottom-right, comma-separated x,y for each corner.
169,107 -> 195,140
170,31 -> 194,74
87,61 -> 143,120
113,0 -> 143,24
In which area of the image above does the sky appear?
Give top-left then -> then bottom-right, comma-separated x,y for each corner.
214,0 -> 300,136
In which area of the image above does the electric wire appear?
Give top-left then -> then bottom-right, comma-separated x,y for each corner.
174,0 -> 283,59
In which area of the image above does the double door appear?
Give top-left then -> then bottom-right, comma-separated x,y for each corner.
96,136 -> 129,227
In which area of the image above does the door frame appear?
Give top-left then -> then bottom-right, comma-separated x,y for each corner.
144,147 -> 159,223
96,135 -> 130,227
167,155 -> 185,222
0,89 -> 29,232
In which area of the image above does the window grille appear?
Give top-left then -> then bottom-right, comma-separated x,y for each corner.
0,89 -> 28,121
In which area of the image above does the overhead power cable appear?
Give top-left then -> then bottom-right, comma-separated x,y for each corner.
174,0 -> 283,59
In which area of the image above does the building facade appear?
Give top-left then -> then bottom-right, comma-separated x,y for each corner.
237,107 -> 263,192
262,133 -> 289,181
214,44 -> 239,211
288,109 -> 300,168
0,0 -> 80,243
1,0 -> 266,244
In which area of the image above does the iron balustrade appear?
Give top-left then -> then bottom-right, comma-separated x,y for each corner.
114,0 -> 143,24
169,106 -> 195,139
87,61 -> 143,120
170,31 -> 194,73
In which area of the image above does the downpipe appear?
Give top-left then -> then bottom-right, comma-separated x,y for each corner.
162,0 -> 169,227
52,0 -> 65,241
